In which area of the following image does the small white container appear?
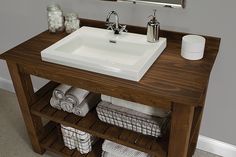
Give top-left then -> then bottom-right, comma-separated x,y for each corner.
181,35 -> 206,60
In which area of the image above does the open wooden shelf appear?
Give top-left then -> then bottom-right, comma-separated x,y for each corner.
31,88 -> 168,157
39,121 -> 103,157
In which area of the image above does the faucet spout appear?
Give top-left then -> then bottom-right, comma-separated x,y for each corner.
106,11 -> 119,31
105,11 -> 127,34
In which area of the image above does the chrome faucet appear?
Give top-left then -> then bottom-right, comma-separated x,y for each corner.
106,11 -> 127,34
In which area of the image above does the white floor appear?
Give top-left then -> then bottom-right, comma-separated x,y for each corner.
0,89 -> 220,157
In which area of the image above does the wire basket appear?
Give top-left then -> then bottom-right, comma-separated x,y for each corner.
96,101 -> 169,138
60,124 -> 97,154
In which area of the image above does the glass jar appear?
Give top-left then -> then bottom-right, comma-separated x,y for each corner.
64,13 -> 80,34
47,4 -> 64,33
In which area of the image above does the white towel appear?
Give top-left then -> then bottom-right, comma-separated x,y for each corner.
63,136 -> 78,150
61,87 -> 89,112
66,87 -> 89,104
50,84 -> 71,110
50,96 -> 61,110
102,151 -> 120,157
60,100 -> 73,113
77,136 -> 96,154
101,95 -> 170,118
61,124 -> 97,153
96,101 -> 166,137
61,125 -> 78,149
102,140 -> 150,157
75,129 -> 96,154
61,125 -> 76,137
101,95 -> 112,102
72,93 -> 100,117
53,84 -> 71,99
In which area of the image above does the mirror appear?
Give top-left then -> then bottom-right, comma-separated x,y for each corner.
104,0 -> 185,8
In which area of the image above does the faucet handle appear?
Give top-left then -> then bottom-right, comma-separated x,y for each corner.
106,22 -> 114,30
120,24 -> 128,33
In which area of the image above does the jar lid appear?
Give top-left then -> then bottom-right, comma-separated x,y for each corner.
182,35 -> 206,44
47,4 -> 61,12
65,13 -> 78,20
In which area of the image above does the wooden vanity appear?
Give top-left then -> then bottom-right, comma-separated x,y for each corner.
0,19 -> 220,157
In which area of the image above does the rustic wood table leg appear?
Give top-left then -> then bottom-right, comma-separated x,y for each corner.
168,103 -> 194,157
7,61 -> 45,154
187,88 -> 207,157
187,108 -> 203,157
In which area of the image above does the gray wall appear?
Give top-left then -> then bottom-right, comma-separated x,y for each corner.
0,0 -> 235,145
0,0 -> 49,89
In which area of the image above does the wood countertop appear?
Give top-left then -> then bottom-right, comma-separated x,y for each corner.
0,19 -> 220,109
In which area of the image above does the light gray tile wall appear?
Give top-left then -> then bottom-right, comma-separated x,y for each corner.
0,0 -> 235,145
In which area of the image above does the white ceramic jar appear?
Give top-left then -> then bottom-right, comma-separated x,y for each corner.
64,13 -> 80,34
47,4 -> 64,33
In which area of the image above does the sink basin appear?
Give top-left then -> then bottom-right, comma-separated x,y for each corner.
41,26 -> 167,81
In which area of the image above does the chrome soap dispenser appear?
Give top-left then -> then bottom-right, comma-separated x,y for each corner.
147,10 -> 160,43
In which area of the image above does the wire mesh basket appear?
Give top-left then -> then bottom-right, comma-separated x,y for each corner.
96,101 -> 169,138
60,124 -> 97,154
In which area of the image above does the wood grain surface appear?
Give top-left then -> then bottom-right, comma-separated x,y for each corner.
0,18 -> 220,108
31,88 -> 167,157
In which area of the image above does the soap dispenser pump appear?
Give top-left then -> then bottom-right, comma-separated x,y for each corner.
147,10 -> 160,43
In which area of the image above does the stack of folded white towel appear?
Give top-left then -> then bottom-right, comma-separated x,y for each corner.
96,95 -> 170,137
61,124 -> 97,154
102,140 -> 150,157
50,84 -> 100,117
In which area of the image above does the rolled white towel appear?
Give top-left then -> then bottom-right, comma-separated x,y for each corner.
75,128 -> 97,154
72,93 -> 100,117
77,138 -> 95,154
75,129 -> 91,140
61,87 -> 89,112
61,100 -> 74,113
50,96 -> 61,110
50,84 -> 71,110
53,84 -> 71,99
66,87 -> 89,104
102,140 -> 150,157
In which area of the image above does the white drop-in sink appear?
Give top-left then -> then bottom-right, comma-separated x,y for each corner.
41,26 -> 167,81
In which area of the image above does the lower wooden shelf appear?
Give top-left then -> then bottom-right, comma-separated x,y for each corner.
39,121 -> 103,157
31,89 -> 168,157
